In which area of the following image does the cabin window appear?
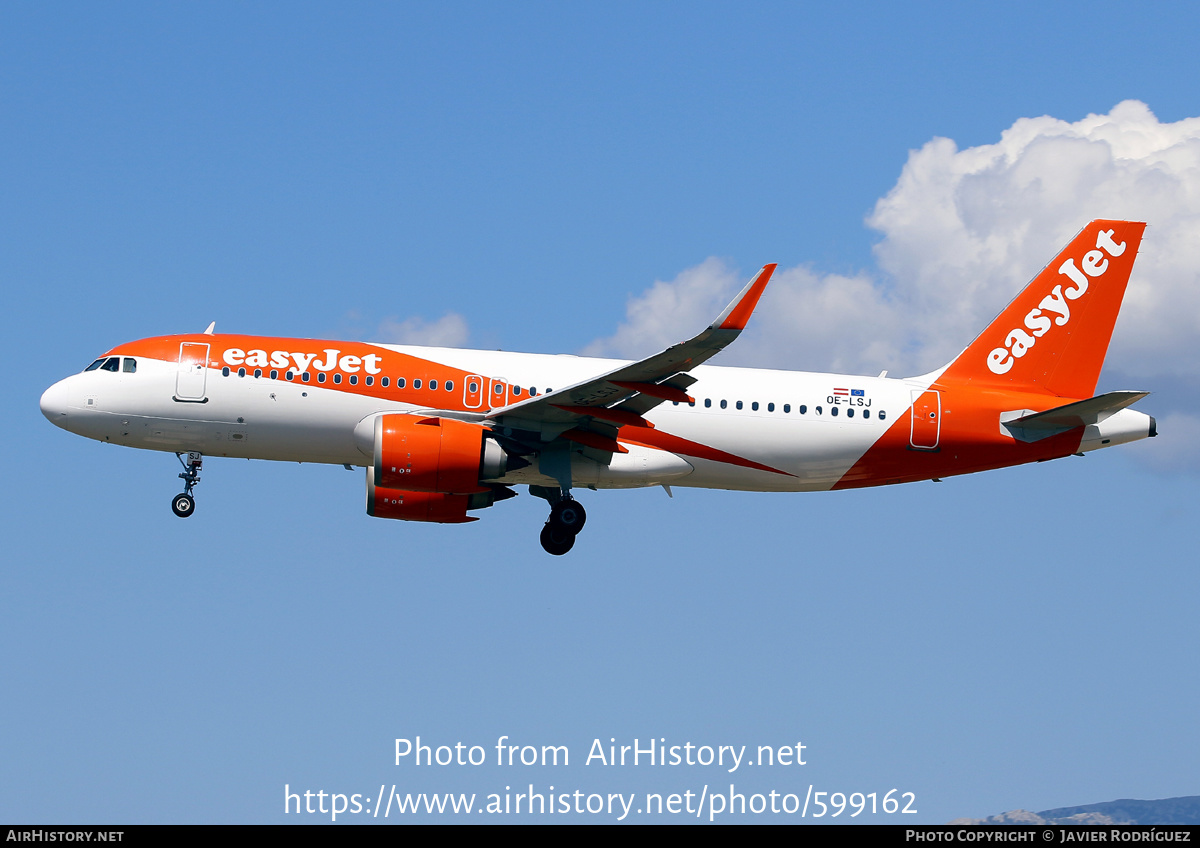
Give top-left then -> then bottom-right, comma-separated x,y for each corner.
767,402 -> 774,412
736,401 -> 743,410
847,408 -> 854,418
382,377 -> 390,387
799,404 -> 807,414
396,378 -> 405,388
222,366 -> 231,377
720,400 -> 727,409
704,399 -> 712,408
413,379 -> 422,389
349,375 -> 358,385
752,401 -> 759,411
469,381 -> 479,393
285,371 -> 294,381
445,380 -> 453,392
514,386 -> 523,396
237,367 -> 246,377
879,410 -> 887,421
863,409 -> 870,419
333,373 -> 342,384
270,369 -> 278,380
428,379 -> 437,390
254,369 -> 262,378
302,372 -> 311,382
831,406 -> 838,417
365,376 -> 373,386
317,373 -> 326,383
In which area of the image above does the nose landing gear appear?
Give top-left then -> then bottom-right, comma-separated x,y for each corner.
539,496 -> 587,556
171,451 -> 202,518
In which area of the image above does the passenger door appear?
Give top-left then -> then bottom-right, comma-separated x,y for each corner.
175,343 -> 210,402
909,389 -> 940,450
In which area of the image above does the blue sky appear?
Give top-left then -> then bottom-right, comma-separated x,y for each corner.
4,1 -> 1199,823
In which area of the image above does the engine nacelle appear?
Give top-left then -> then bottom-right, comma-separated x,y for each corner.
369,488 -> 476,524
366,467 -> 515,524
371,414 -> 509,494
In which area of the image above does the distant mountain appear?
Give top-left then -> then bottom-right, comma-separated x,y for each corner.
949,795 -> 1200,825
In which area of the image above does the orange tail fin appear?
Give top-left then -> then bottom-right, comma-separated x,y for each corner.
939,220 -> 1145,398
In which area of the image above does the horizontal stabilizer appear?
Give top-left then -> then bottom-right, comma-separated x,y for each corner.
1001,390 -> 1149,442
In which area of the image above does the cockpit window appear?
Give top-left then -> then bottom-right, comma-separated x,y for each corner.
122,358 -> 137,373
100,357 -> 120,372
84,358 -> 106,372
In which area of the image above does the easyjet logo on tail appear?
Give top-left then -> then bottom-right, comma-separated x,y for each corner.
986,229 -> 1127,375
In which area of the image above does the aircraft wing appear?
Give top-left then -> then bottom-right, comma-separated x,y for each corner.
486,263 -> 777,448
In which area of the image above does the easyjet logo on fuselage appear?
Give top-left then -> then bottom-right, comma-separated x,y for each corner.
223,347 -> 383,375
986,228 -> 1127,375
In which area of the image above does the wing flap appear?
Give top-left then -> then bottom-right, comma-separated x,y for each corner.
552,405 -> 655,429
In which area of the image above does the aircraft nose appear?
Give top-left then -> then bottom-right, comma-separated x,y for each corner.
40,379 -> 71,428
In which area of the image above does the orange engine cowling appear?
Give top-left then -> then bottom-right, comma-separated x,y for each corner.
372,414 -> 508,494
366,467 -> 514,524
368,473 -> 476,523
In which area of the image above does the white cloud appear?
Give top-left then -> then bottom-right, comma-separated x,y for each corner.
867,99 -> 1200,376
582,260 -> 908,374
376,312 -> 470,347
587,101 -> 1200,383
580,258 -> 742,360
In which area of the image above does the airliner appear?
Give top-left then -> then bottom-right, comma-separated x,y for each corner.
40,220 -> 1155,554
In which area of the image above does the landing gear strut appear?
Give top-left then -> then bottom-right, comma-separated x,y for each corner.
538,493 -> 587,556
172,451 -> 202,518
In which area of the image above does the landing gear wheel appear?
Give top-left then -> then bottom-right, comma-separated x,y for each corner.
540,524 -> 576,556
171,493 -> 196,518
549,499 -> 586,534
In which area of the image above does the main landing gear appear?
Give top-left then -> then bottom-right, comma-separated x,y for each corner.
171,451 -> 202,518
538,495 -> 587,556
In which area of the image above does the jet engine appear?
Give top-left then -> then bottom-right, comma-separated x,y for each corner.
361,414 -> 522,523
370,414 -> 512,494
366,466 -> 513,524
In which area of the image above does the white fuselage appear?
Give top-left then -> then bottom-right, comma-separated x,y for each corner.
40,344 -> 924,494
